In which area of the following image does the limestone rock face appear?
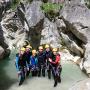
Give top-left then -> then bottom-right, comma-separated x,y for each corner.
40,18 -> 61,48
61,3 -> 90,43
61,32 -> 83,56
0,24 -> 10,60
17,1 -> 44,48
69,79 -> 90,90
1,11 -> 27,49
25,1 -> 44,27
61,1 -> 90,75
83,44 -> 90,74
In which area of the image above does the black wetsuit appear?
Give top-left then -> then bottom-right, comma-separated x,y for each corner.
44,50 -> 53,79
37,52 -> 46,77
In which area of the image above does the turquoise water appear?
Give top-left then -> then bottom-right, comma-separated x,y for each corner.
0,50 -> 17,90
0,51 -> 88,90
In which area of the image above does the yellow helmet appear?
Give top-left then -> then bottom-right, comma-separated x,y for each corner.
32,50 -> 37,54
26,45 -> 32,49
39,46 -> 43,50
45,44 -> 49,48
20,47 -> 26,51
52,48 -> 58,52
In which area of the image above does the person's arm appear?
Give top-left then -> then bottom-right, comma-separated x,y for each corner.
26,60 -> 30,70
43,52 -> 46,59
35,57 -> 38,65
15,55 -> 19,72
29,56 -> 32,68
49,55 -> 60,64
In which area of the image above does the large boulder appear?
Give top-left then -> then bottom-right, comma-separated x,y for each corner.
83,44 -> 90,74
61,3 -> 90,44
59,48 -> 81,65
55,18 -> 66,31
40,18 -> 61,48
69,79 -> 90,90
1,10 -> 27,49
61,32 -> 83,56
17,1 -> 44,48
1,1 -> 45,49
17,1 -> 44,28
25,1 -> 44,27
60,1 -> 90,75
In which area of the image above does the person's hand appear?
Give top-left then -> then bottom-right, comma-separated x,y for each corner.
17,71 -> 21,75
58,61 -> 60,64
49,58 -> 52,62
27,67 -> 29,71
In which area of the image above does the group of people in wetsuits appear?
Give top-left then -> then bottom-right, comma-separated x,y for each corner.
15,44 -> 62,87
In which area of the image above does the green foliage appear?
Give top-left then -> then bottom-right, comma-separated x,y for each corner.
11,0 -> 20,10
41,3 -> 63,20
41,3 -> 63,13
10,0 -> 33,10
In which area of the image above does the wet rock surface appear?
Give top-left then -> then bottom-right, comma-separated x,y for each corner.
69,79 -> 90,90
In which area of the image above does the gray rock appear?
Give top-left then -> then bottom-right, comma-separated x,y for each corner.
72,23 -> 89,44
55,18 -> 66,30
25,1 -> 44,27
17,1 -> 45,48
61,3 -> 90,43
0,23 -> 9,49
1,10 -> 27,49
0,23 -> 10,59
0,46 -> 4,60
41,18 -> 61,48
83,43 -> 90,74
61,1 -> 90,75
69,79 -> 90,90
59,49 -> 74,63
48,0 -> 64,3
0,0 -> 12,21
61,32 -> 83,56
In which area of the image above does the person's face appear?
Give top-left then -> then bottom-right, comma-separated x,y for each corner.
20,50 -> 24,55
39,49 -> 43,52
46,48 -> 50,52
32,53 -> 36,56
53,51 -> 57,55
26,48 -> 30,52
